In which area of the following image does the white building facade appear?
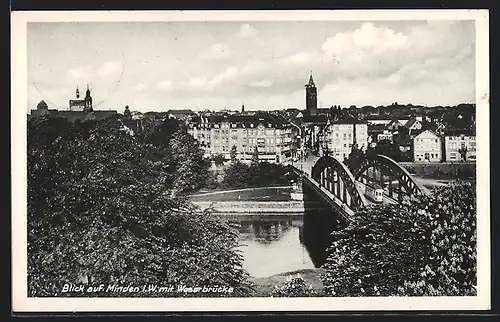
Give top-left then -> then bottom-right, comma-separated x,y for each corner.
323,121 -> 368,161
413,130 -> 442,162
444,133 -> 476,162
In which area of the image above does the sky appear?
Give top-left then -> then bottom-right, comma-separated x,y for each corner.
27,20 -> 475,113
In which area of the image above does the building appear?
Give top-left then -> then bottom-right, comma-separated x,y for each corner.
322,120 -> 368,161
167,109 -> 197,122
386,119 -> 405,131
402,117 -> 423,136
30,84 -> 118,122
412,130 -> 442,162
444,130 -> 476,162
377,129 -> 393,143
188,112 -> 297,164
305,72 -> 318,116
69,84 -> 93,112
367,118 -> 392,126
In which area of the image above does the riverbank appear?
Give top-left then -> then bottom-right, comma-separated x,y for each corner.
251,268 -> 326,297
190,186 -> 294,202
192,200 -> 305,214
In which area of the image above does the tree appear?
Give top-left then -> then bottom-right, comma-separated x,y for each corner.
345,144 -> 365,171
169,127 -> 210,195
212,154 -> 226,167
458,144 -> 468,161
251,146 -> 259,165
230,145 -> 238,163
27,115 -> 253,297
222,162 -> 251,189
321,181 -> 476,296
142,116 -> 182,148
374,139 -> 402,161
123,105 -> 132,118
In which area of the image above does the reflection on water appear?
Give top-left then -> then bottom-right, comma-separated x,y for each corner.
224,214 -> 315,278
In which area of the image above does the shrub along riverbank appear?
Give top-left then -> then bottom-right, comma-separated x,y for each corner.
204,160 -> 297,190
400,162 -> 476,180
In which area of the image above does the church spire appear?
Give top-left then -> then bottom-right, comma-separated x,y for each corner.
85,82 -> 91,97
308,71 -> 316,87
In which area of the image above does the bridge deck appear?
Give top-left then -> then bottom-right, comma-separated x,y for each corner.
301,174 -> 355,219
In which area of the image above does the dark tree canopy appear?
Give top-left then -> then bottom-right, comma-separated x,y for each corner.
27,115 -> 252,297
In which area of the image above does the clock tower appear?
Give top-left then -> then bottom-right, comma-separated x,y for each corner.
305,72 -> 317,115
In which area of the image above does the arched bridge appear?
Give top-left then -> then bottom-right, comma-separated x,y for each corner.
293,153 -> 429,220
294,153 -> 430,267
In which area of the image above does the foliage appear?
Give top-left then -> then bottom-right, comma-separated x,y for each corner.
397,181 -> 476,296
212,154 -> 227,167
271,274 -> 317,297
251,146 -> 259,164
402,163 -> 476,180
27,115 -> 253,297
321,181 -> 476,296
141,116 -> 182,148
230,145 -> 238,163
169,127 -> 210,195
458,145 -> 468,161
138,116 -> 209,195
221,161 -> 296,189
345,144 -> 365,171
221,161 -> 253,189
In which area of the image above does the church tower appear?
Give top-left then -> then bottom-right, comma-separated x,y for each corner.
84,83 -> 93,112
305,72 -> 317,115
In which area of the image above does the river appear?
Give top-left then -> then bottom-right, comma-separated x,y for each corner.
218,214 -> 315,278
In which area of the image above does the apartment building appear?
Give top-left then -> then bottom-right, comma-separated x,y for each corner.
323,120 -> 368,161
444,130 -> 476,162
188,112 -> 297,164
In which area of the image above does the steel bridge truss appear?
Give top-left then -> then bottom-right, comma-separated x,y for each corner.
311,156 -> 368,210
351,154 -> 429,203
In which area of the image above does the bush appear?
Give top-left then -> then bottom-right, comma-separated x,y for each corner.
221,161 -> 296,189
321,181 -> 476,296
271,275 -> 317,297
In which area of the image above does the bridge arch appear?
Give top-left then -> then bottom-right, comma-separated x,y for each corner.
311,155 -> 368,210
351,154 -> 429,201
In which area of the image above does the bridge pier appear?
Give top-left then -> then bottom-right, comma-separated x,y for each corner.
302,177 -> 348,267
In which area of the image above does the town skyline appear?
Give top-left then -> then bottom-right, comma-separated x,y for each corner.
27,20 -> 475,113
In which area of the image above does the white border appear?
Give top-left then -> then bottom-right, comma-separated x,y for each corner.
11,10 -> 490,312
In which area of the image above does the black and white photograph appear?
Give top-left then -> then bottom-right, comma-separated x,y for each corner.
12,10 -> 490,312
